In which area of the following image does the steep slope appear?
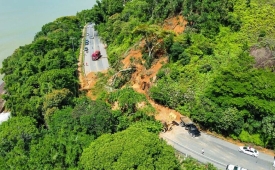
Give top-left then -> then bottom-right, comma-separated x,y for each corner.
79,14 -> 275,156
80,16 -> 186,121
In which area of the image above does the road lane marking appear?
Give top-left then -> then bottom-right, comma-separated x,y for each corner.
162,136 -> 227,167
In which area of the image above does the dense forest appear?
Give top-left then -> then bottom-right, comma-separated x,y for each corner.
0,0 -> 275,169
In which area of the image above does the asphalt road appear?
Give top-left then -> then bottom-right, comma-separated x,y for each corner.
84,23 -> 109,75
161,126 -> 275,170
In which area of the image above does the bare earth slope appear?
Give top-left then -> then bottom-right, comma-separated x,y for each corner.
78,16 -> 274,158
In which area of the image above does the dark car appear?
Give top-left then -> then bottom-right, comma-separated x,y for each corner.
188,124 -> 200,137
84,47 -> 88,51
226,164 -> 247,170
85,42 -> 89,45
184,123 -> 194,130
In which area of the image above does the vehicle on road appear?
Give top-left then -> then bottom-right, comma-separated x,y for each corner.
86,33 -> 89,36
84,47 -> 88,51
85,41 -> 89,45
179,116 -> 200,137
90,35 -> 94,39
226,164 -> 247,170
179,116 -> 193,129
188,124 -> 200,137
92,50 -> 101,61
238,146 -> 259,157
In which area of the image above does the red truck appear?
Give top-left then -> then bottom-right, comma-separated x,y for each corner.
92,50 -> 101,61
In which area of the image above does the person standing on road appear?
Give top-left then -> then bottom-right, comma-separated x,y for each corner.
201,148 -> 204,155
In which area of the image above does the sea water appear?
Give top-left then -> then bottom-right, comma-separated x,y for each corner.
0,0 -> 96,83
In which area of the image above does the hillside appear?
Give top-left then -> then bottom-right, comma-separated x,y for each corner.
81,13 -> 275,156
80,16 -> 187,123
82,0 -> 275,150
1,0 -> 275,169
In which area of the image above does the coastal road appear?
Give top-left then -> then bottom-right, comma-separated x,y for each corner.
84,23 -> 109,75
161,126 -> 275,170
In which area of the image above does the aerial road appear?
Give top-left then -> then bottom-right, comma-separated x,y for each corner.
161,126 -> 275,170
81,23 -> 275,170
84,23 -> 109,75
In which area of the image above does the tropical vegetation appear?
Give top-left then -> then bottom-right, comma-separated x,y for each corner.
0,0 -> 275,169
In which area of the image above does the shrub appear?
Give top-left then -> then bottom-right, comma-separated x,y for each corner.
238,130 -> 264,146
238,130 -> 250,143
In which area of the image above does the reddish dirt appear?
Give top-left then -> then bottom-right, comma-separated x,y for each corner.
121,48 -> 182,123
84,72 -> 98,100
78,16 -> 275,156
78,26 -> 87,90
163,15 -> 187,35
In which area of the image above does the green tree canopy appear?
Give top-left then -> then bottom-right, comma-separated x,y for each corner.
0,116 -> 39,169
108,87 -> 149,115
80,121 -> 179,170
43,88 -> 73,123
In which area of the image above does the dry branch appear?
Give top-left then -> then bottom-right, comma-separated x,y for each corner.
110,68 -> 135,86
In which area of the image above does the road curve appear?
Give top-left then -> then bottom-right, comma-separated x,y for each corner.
161,126 -> 274,170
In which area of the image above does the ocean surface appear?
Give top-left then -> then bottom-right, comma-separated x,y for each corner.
0,0 -> 96,83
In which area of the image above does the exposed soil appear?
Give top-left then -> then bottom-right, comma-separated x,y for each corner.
78,16 -> 275,157
78,26 -> 87,90
250,47 -> 275,68
163,15 -> 187,35
120,49 -> 183,122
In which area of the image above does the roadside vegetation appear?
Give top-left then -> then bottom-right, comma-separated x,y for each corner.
0,0 -> 275,169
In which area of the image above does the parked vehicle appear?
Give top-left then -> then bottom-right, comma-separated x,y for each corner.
226,164 -> 247,170
188,124 -> 200,137
238,146 -> 259,157
92,50 -> 101,61
179,116 -> 200,137
179,116 -> 193,128
84,47 -> 88,51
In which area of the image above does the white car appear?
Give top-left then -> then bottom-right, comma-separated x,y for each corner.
226,164 -> 247,170
238,146 -> 259,157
